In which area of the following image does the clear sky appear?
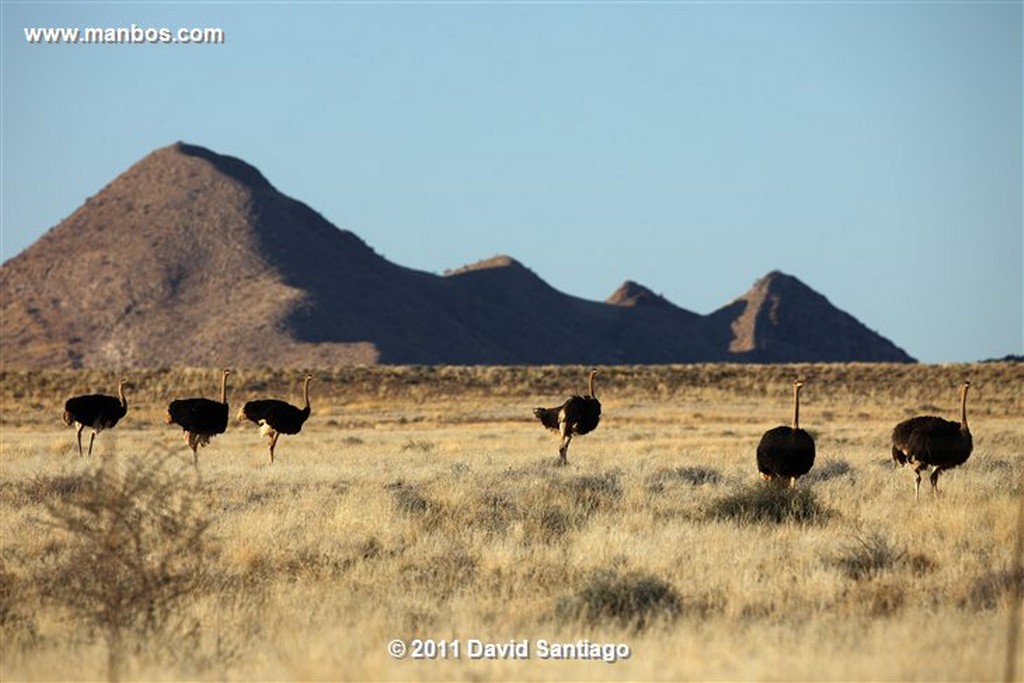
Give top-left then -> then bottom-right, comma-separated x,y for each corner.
2,2 -> 1021,363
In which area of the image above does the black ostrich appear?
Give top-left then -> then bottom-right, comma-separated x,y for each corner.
757,379 -> 816,487
237,373 -> 313,463
534,368 -> 601,465
892,381 -> 973,500
62,379 -> 130,456
166,368 -> 231,466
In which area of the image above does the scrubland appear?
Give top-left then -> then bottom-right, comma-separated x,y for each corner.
1,363 -> 1022,681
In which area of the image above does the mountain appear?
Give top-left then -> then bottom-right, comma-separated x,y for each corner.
0,143 -> 915,369
705,271 -> 914,363
606,281 -> 697,318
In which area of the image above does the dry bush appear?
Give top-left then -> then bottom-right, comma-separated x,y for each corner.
645,465 -> 722,492
473,490 -> 519,535
388,481 -> 434,516
831,532 -> 906,580
561,471 -> 622,515
962,568 -> 1024,611
555,568 -> 682,632
0,560 -> 39,650
400,439 -> 435,453
516,470 -> 623,543
38,455 -> 211,681
22,472 -> 90,503
706,483 -> 832,524
806,458 -> 853,483
829,532 -> 935,580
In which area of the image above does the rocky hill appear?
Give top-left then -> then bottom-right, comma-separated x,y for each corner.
706,271 -> 914,363
0,143 -> 915,368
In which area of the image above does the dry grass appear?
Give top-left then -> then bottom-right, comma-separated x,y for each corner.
1,363 -> 1022,681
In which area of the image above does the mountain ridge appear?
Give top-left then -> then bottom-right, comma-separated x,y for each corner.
0,142 -> 916,368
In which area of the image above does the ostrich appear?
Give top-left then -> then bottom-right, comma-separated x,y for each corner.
237,373 -> 313,463
534,368 -> 601,465
62,379 -> 130,456
756,379 -> 816,487
166,368 -> 231,466
891,381 -> 973,500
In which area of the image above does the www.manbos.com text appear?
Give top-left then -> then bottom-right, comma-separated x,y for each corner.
24,24 -> 225,45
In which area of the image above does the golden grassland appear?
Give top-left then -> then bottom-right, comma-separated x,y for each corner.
1,363 -> 1022,681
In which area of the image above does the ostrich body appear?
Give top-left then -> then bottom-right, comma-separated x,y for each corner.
534,369 -> 601,465
757,379 -> 816,487
62,379 -> 129,456
892,381 -> 973,500
237,374 -> 313,463
166,368 -> 231,466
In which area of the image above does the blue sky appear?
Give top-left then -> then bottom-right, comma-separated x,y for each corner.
2,2 -> 1021,363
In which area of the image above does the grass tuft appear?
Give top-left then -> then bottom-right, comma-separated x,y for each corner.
561,471 -> 622,514
400,439 -> 435,453
387,482 -> 434,516
830,532 -> 937,581
556,568 -> 682,632
646,465 -> 723,492
831,532 -> 906,580
962,568 -> 1024,610
22,473 -> 90,503
517,471 -> 623,543
474,491 -> 519,535
807,458 -> 853,483
706,484 -> 832,524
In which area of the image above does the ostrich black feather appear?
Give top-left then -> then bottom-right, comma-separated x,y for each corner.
534,369 -> 601,464
237,374 -> 312,463
891,382 -> 973,498
62,380 -> 129,456
757,426 -> 816,481
166,368 -> 231,465
756,380 -> 815,486
167,398 -> 229,435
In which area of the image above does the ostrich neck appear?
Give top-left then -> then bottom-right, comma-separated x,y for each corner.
960,386 -> 970,433
118,383 -> 127,409
793,386 -> 801,430
220,373 -> 228,404
588,372 -> 596,398
303,379 -> 311,410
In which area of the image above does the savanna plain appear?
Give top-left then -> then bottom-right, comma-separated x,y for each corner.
1,363 -> 1022,682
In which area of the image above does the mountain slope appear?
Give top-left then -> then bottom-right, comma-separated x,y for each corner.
705,271 -> 914,362
2,143 -> 380,367
0,143 -> 915,368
